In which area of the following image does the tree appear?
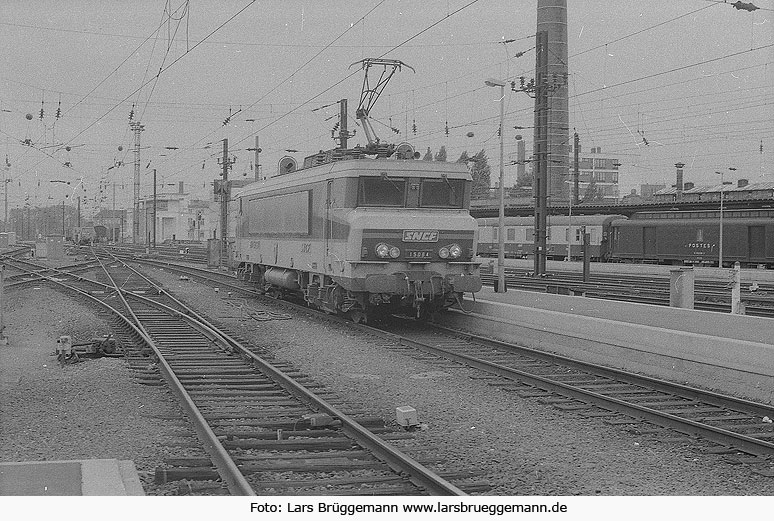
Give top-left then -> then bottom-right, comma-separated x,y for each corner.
582,176 -> 605,203
456,150 -> 492,199
422,147 -> 433,161
516,165 -> 533,187
434,146 -> 447,162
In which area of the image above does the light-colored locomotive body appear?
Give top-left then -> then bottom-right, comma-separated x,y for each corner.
234,158 -> 481,321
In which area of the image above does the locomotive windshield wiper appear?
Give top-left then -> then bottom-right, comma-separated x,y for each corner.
380,172 -> 403,192
441,174 -> 457,199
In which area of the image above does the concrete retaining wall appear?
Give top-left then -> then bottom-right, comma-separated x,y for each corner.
476,289 -> 772,345
437,296 -> 774,404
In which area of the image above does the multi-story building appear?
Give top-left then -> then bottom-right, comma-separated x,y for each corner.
568,146 -> 620,203
138,181 -> 219,244
640,183 -> 666,201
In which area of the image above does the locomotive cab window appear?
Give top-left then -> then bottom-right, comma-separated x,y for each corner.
357,175 -> 406,206
419,177 -> 465,208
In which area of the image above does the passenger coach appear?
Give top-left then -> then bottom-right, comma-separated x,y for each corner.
233,154 -> 482,322
477,215 -> 624,260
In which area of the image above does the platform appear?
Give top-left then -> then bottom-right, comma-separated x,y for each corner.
0,459 -> 144,496
440,286 -> 774,404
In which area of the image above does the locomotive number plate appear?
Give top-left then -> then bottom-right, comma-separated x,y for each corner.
406,250 -> 432,259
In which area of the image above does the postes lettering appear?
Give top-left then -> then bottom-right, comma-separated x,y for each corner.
402,230 -> 439,242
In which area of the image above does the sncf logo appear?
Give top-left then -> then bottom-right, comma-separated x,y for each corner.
402,230 -> 439,242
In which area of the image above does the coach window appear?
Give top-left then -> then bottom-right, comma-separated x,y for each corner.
357,175 -> 406,206
419,177 -> 464,208
507,228 -> 515,241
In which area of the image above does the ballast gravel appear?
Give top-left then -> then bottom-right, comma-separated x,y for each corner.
1,264 -> 773,496
144,266 -> 774,496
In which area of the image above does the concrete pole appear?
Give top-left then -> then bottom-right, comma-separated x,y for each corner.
573,132 -> 580,204
533,30 -> 549,277
152,169 -> 157,248
0,264 -> 6,345
130,121 -> 145,244
254,136 -> 261,181
582,228 -> 590,282
339,99 -> 349,149
719,170 -> 724,267
497,83 -> 506,292
220,139 -> 229,267
731,262 -> 742,314
485,78 -> 507,291
3,165 -> 7,233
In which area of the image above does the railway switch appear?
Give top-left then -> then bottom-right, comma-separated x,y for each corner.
56,335 -> 73,356
55,335 -> 79,367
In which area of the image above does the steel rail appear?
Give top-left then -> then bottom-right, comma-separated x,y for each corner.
90,254 -> 256,496
2,254 -> 256,495
93,254 -> 774,462
373,321 -> 774,457
106,253 -> 467,496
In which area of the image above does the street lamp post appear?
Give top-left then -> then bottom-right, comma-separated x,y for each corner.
485,78 -> 507,292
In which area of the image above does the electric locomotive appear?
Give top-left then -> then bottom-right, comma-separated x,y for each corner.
233,148 -> 482,322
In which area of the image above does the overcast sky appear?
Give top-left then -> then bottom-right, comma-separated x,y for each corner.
1,0 -> 772,214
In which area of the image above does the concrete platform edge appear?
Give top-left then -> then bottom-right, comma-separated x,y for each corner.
438,300 -> 774,404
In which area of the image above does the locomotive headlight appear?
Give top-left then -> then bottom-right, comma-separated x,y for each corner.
389,246 -> 401,258
438,246 -> 450,259
375,243 -> 391,258
449,244 -> 462,258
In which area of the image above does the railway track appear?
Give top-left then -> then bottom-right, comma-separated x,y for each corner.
367,317 -> 774,476
479,266 -> 774,318
97,244 -> 774,316
2,253 -> 479,495
86,243 -> 209,264
48,251 -> 774,480
100,253 -> 774,476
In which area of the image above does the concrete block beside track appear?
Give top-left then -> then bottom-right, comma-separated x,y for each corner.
475,288 -> 772,345
0,459 -> 144,496
438,291 -> 774,404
